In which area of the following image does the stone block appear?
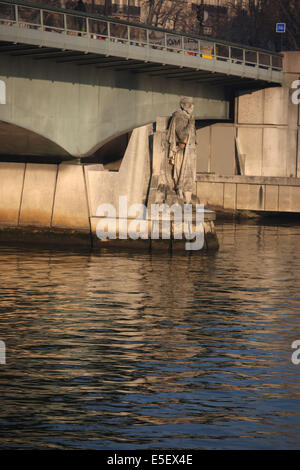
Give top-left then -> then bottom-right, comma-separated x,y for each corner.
278,185 -> 300,212
224,183 -> 237,210
196,126 -> 210,172
197,182 -> 224,207
262,128 -> 288,177
0,162 -> 25,225
287,88 -> 299,129
52,164 -> 90,231
211,125 -> 235,176
87,125 -> 151,219
90,216 -> 151,250
118,125 -> 151,207
265,185 -> 279,211
238,127 -> 263,176
236,184 -> 265,211
283,52 -> 300,74
19,164 -> 57,227
264,87 -> 288,125
237,89 -> 264,124
85,164 -> 105,171
286,129 -> 297,178
152,131 -> 166,175
86,169 -> 119,217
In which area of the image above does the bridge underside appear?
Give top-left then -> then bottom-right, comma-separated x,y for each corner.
0,120 -> 131,165
0,121 -> 71,162
0,54 -> 233,158
0,39 -> 278,91
0,23 -> 282,159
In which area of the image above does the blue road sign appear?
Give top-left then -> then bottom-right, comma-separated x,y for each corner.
276,23 -> 286,33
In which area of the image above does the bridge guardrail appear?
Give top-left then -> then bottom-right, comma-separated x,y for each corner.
0,0 -> 283,72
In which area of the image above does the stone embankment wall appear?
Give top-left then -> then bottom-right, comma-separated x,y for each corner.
196,51 -> 300,214
0,126 -> 218,251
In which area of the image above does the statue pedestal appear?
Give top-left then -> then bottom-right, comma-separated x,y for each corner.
90,208 -> 219,252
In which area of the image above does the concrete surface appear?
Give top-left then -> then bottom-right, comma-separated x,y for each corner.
85,124 -> 151,217
19,164 -> 57,227
195,52 -> 300,181
0,53 -> 229,159
197,174 -> 300,213
0,162 -> 25,225
51,163 -> 90,231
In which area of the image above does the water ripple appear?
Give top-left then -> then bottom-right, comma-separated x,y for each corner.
0,222 -> 300,449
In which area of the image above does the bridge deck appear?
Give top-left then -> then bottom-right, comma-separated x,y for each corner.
0,0 -> 283,89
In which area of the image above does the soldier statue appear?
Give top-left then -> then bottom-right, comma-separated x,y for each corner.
156,97 -> 197,205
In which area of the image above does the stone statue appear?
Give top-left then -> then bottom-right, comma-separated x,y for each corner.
167,97 -> 196,203
155,97 -> 197,205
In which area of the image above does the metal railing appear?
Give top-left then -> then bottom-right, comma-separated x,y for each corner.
0,0 -> 283,72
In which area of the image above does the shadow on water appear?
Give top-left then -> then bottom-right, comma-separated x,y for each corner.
0,220 -> 300,449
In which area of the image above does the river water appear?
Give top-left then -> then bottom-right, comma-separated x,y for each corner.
0,220 -> 300,450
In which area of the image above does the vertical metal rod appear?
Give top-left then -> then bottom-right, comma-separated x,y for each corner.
146,28 -> 149,48
15,4 -> 18,25
128,25 -> 130,44
40,9 -> 44,31
107,21 -> 110,41
86,17 -> 89,37
63,13 -> 67,34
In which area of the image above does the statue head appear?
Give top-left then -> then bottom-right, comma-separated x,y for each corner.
180,97 -> 194,115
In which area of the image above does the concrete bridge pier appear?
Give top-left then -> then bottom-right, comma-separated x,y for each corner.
195,52 -> 300,215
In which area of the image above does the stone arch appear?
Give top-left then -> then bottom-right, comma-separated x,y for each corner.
83,124 -> 153,169
0,120 -> 71,163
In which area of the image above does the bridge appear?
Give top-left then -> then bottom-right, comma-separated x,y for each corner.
0,0 -> 283,159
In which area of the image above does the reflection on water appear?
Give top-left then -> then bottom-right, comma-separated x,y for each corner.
0,221 -> 300,449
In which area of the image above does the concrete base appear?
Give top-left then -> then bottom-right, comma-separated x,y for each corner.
0,162 -> 25,225
0,160 -> 219,252
90,211 -> 218,253
52,164 -> 90,231
0,225 -> 91,248
20,164 -> 57,227
197,174 -> 300,214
